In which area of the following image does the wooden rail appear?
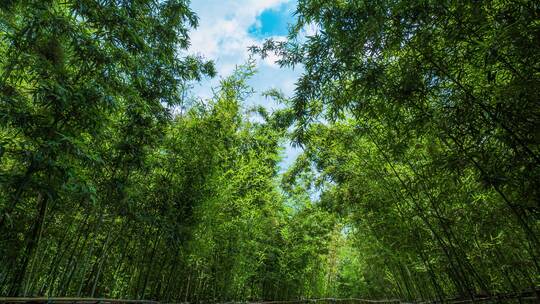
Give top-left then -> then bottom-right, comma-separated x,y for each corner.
0,298 -> 158,304
222,300 -> 402,304
0,292 -> 538,304
0,297 -> 405,304
0,300 -> 400,304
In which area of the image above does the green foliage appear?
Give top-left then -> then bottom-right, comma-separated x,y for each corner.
253,0 -> 540,300
1,0 -> 538,302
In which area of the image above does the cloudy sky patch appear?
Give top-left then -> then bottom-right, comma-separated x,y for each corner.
188,0 -> 302,169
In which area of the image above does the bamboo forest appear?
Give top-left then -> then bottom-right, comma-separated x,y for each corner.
0,0 -> 539,303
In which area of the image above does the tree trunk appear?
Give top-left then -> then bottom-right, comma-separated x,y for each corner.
9,192 -> 48,296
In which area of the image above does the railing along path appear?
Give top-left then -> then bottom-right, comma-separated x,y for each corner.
0,291 -> 538,304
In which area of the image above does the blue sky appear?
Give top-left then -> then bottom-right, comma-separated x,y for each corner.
188,0 -> 305,169
248,2 -> 296,38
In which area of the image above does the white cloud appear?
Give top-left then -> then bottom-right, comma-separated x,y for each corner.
188,1 -> 303,168
187,0 -> 302,100
189,0 -> 289,73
